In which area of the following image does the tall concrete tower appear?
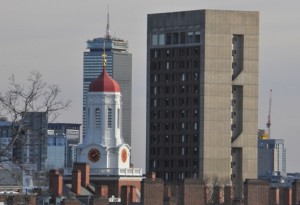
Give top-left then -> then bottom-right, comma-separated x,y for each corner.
83,13 -> 132,145
146,10 -> 259,197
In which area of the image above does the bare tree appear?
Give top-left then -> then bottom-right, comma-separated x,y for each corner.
0,70 -> 71,178
204,174 -> 231,205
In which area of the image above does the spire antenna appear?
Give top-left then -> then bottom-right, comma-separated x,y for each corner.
106,4 -> 111,39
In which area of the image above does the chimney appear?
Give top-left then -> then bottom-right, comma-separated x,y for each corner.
269,187 -> 279,205
293,179 -> 300,205
282,187 -> 292,205
130,186 -> 137,203
121,186 -> 129,205
121,186 -> 136,205
96,185 -> 108,198
49,169 -> 63,196
146,172 -> 156,179
74,162 -> 90,187
213,186 -> 224,204
72,169 -> 81,195
224,186 -> 233,205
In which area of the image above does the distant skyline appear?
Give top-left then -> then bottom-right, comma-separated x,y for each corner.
0,0 -> 300,172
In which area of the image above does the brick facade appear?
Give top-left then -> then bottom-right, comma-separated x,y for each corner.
293,179 -> 300,205
141,173 -> 164,205
244,179 -> 269,205
179,179 -> 206,205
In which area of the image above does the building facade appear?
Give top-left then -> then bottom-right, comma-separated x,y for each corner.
146,10 -> 259,197
258,138 -> 287,177
45,134 -> 66,170
13,112 -> 48,171
83,37 -> 132,145
0,117 -> 13,162
48,123 -> 81,167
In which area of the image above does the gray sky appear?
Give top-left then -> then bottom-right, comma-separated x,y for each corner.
1,0 -> 300,172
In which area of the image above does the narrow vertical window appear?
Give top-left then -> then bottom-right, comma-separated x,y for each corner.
117,108 -> 120,129
159,34 -> 165,45
87,108 -> 90,128
95,108 -> 100,128
108,108 -> 112,128
152,34 -> 158,46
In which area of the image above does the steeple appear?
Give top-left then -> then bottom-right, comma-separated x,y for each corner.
105,5 -> 111,39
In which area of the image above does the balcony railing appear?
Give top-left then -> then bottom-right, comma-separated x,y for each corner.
64,167 -> 143,177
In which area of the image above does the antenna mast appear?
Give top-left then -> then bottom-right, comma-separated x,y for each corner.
266,89 -> 272,138
105,5 -> 111,39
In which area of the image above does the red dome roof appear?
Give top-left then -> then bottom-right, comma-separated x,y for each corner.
89,69 -> 120,92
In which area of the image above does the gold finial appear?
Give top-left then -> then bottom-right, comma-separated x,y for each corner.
102,40 -> 107,68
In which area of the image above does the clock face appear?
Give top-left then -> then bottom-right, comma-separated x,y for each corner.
88,148 -> 101,162
121,149 -> 127,163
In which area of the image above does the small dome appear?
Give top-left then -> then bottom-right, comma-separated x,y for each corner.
89,69 -> 120,92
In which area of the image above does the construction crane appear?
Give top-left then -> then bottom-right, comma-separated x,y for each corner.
266,89 -> 272,138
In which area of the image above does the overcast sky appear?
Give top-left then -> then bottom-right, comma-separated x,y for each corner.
0,0 -> 300,172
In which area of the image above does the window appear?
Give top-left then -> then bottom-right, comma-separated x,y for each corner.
194,72 -> 198,80
194,86 -> 199,93
166,61 -> 170,70
193,147 -> 198,155
165,135 -> 169,143
165,99 -> 169,106
232,62 -> 237,68
166,49 -> 170,57
181,123 -> 185,129
95,108 -> 100,128
181,110 -> 185,118
180,32 -> 186,44
117,109 -> 120,129
181,147 -> 185,155
108,108 -> 112,128
173,33 -> 179,44
159,34 -> 165,45
187,32 -> 193,43
194,31 -> 200,43
152,34 -> 158,46
194,109 -> 198,117
181,73 -> 186,81
166,33 -> 172,45
87,108 -> 90,128
232,50 -> 237,56
154,87 -> 157,95
154,99 -> 157,107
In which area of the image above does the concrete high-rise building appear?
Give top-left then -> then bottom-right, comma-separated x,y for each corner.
146,10 -> 259,197
14,112 -> 48,171
258,138 -> 287,177
83,14 -> 132,145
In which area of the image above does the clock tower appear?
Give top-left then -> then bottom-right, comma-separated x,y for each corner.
77,42 -> 131,171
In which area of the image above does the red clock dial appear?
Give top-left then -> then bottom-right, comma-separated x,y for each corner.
121,149 -> 127,163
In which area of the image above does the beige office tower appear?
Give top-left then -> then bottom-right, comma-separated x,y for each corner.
146,10 -> 259,198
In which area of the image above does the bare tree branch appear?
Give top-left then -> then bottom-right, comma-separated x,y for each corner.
0,70 -> 71,183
